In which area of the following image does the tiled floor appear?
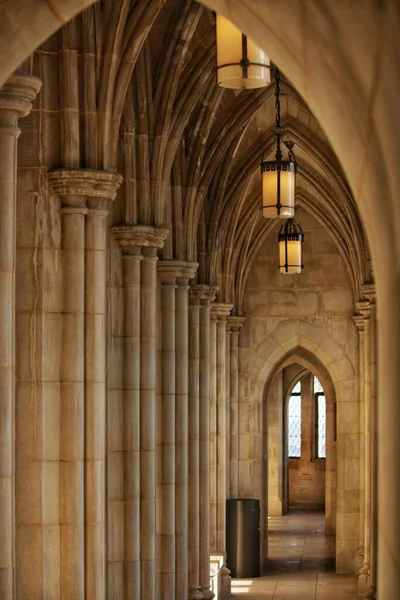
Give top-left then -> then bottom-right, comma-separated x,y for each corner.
230,511 -> 358,599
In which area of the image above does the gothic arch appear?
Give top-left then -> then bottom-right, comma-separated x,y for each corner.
244,317 -> 356,395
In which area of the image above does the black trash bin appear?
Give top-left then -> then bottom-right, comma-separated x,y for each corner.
226,498 -> 260,578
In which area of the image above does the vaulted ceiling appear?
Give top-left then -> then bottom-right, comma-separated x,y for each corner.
44,0 -> 369,309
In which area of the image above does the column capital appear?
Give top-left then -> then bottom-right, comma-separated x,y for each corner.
227,316 -> 245,333
0,74 -> 41,119
48,168 -> 123,208
158,260 -> 198,282
210,302 -> 233,321
111,224 -> 169,251
362,283 -> 376,304
353,314 -> 365,332
356,300 -> 371,320
190,284 -> 218,303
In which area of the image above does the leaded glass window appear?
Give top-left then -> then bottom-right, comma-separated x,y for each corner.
314,377 -> 326,458
288,381 -> 301,458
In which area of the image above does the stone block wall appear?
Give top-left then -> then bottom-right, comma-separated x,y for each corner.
238,209 -> 360,573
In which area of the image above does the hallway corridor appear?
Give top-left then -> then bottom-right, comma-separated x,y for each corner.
231,512 -> 358,599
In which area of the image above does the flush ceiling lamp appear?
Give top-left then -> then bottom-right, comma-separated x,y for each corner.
215,14 -> 271,89
260,68 -> 297,218
278,218 -> 304,274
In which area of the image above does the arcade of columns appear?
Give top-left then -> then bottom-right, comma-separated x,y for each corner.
0,2 -> 380,599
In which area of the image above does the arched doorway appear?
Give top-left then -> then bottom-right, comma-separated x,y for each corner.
262,349 -> 337,565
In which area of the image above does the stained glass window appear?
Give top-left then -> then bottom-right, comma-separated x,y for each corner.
288,381 -> 301,458
314,377 -> 326,458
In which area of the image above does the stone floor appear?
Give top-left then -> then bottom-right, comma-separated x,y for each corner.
230,511 -> 358,599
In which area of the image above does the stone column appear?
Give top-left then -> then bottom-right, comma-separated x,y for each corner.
209,309 -> 218,553
174,263 -> 198,600
0,73 -> 40,598
196,286 -> 217,600
211,303 -> 233,554
227,317 -> 245,499
157,263 -> 177,600
113,226 -> 163,599
49,169 -> 122,600
364,285 -> 377,600
353,313 -> 365,573
225,324 -> 231,498
188,283 -> 214,600
188,288 -> 203,600
356,299 -> 372,595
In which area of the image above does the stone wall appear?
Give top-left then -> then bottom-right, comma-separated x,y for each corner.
239,208 -> 360,573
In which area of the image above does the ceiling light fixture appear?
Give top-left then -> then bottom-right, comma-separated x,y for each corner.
278,218 -> 304,274
260,68 -> 297,218
215,14 -> 270,90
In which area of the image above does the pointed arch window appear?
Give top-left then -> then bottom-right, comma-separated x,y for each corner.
314,377 -> 326,458
288,380 -> 301,458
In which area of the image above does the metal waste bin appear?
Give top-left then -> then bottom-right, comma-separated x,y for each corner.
226,498 -> 260,578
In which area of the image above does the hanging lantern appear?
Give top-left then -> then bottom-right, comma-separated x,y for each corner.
278,219 -> 304,274
216,14 -> 271,89
260,69 -> 297,218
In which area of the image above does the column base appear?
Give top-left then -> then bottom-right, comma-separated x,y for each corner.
189,588 -> 205,600
201,588 -> 215,600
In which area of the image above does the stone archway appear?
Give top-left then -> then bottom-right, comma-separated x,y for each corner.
263,349 -> 337,539
1,0 -> 400,593
240,318 -> 357,572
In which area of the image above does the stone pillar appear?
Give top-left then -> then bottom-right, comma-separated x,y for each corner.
188,283 -> 215,600
113,226 -> 161,599
156,260 -> 197,600
0,73 -> 40,598
225,323 -> 231,498
196,286 -> 217,600
356,299 -> 372,594
174,264 -> 197,600
188,288 -> 203,600
211,303 -> 233,554
157,264 -> 177,600
113,226 -> 168,600
227,317 -> 245,499
209,310 -> 218,553
49,169 -> 122,600
353,313 -> 365,573
364,285 -> 377,600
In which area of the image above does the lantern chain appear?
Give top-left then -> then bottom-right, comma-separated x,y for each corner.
274,68 -> 283,161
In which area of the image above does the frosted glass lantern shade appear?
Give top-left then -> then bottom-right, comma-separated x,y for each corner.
216,14 -> 270,89
279,239 -> 302,274
261,160 -> 296,218
278,219 -> 304,275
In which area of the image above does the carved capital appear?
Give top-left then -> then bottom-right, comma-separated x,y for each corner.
210,302 -> 233,321
48,168 -> 123,206
0,74 -> 41,120
353,314 -> 365,332
158,260 -> 198,282
362,283 -> 376,304
227,316 -> 246,332
190,284 -> 218,302
356,300 -> 371,320
112,224 -> 169,251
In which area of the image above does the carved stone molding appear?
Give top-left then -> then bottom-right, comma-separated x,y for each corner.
353,314 -> 365,332
0,73 -> 41,119
210,302 -> 233,321
227,315 -> 245,332
356,300 -> 371,320
189,284 -> 218,303
48,168 -> 123,202
158,259 -> 198,281
362,283 -> 376,304
112,224 -> 169,250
